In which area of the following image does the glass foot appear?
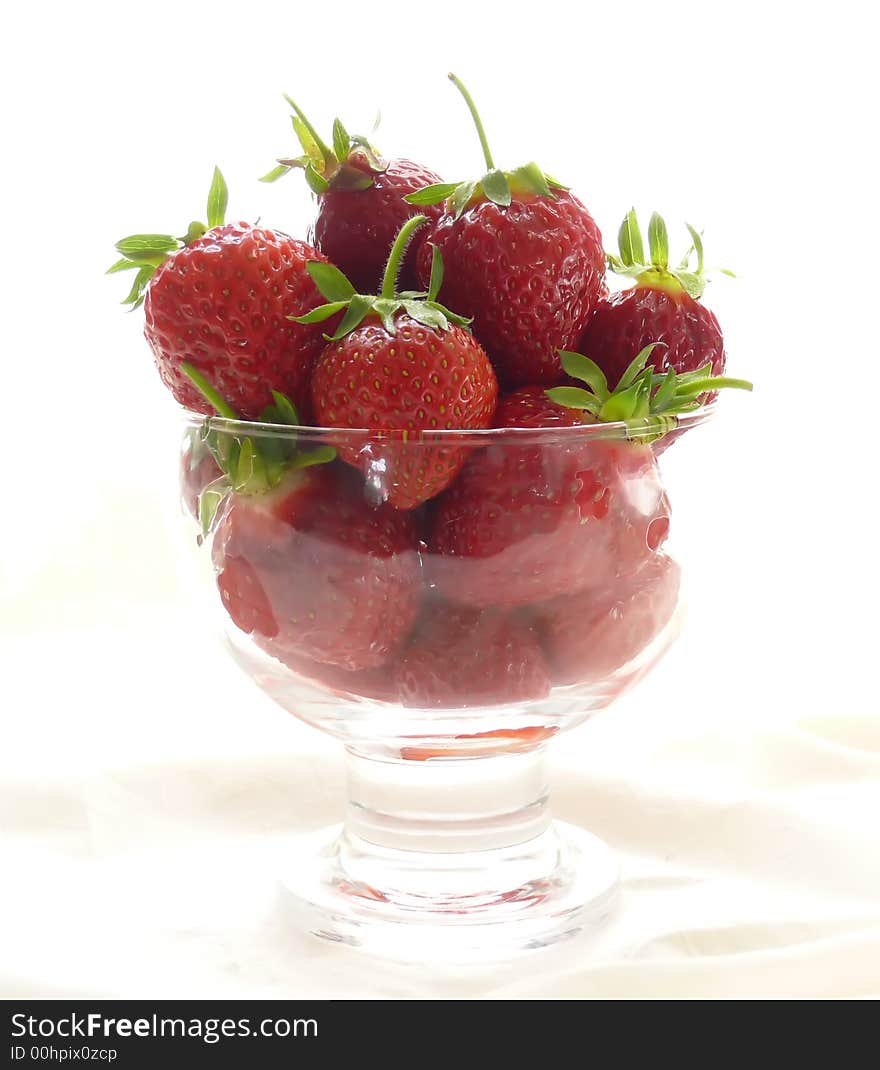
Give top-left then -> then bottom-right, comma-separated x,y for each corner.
281,819 -> 619,962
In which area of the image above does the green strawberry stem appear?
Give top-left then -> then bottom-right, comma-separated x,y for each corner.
607,209 -> 734,300
179,364 -> 335,524
448,73 -> 495,170
547,343 -> 752,442
403,77 -> 564,218
673,374 -> 753,396
381,214 -> 427,299
291,219 -> 471,339
109,168 -> 229,310
261,97 -> 385,192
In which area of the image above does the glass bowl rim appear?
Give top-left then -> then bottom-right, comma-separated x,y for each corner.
182,402 -> 714,446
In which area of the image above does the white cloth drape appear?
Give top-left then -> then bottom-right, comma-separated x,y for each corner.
2,618 -> 878,999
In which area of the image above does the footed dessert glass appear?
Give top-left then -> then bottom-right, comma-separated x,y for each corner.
180,409 -> 709,959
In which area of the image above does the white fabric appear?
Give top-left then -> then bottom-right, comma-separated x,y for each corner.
2,616 -> 879,1000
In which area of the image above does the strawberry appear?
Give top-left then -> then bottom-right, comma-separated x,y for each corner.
183,376 -> 422,671
407,75 -> 606,388
400,727 -> 557,761
536,554 -> 681,685
427,345 -> 750,610
580,210 -> 732,388
110,168 -> 328,419
298,216 -> 498,509
256,643 -> 400,703
262,97 -> 443,292
394,603 -> 550,708
213,466 -> 421,670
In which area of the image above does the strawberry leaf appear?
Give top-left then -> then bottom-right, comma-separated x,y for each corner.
206,166 -> 228,229
684,223 -> 704,274
291,445 -> 337,469
648,212 -> 669,270
546,386 -> 600,414
510,163 -> 553,198
427,245 -> 444,302
559,351 -> 608,398
544,173 -> 570,190
180,363 -> 237,420
651,368 -> 679,412
549,343 -> 750,438
404,182 -> 460,206
450,180 -> 477,219
403,302 -> 449,332
290,300 -> 349,324
293,219 -> 469,343
233,438 -> 265,492
673,271 -> 704,299
373,298 -> 399,334
290,113 -> 325,167
482,168 -> 511,206
618,209 -> 644,267
270,391 -> 300,425
115,234 -> 180,260
198,476 -> 231,536
325,294 -> 372,341
120,265 -> 153,308
617,342 -> 664,390
304,163 -> 329,195
307,262 -> 356,302
332,118 -> 350,162
599,378 -> 645,422
605,210 -> 732,301
106,258 -> 143,274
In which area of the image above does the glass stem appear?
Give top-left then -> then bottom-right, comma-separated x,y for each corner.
335,746 -> 561,904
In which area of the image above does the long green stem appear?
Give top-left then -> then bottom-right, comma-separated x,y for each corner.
675,376 -> 753,396
283,94 -> 334,164
380,215 -> 427,299
448,73 -> 495,170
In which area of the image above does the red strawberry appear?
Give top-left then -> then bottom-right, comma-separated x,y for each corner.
262,98 -> 443,292
180,378 -> 423,672
427,344 -> 749,610
299,216 -> 498,509
400,726 -> 557,761
394,603 -> 550,708
212,464 -> 422,671
427,407 -> 664,609
408,75 -> 605,388
580,210 -> 731,388
536,554 -> 681,685
255,642 -> 400,703
111,168 -> 328,419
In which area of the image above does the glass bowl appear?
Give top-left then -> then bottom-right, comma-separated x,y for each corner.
179,408 -> 711,959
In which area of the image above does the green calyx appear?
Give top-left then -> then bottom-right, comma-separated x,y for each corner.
181,363 -> 335,531
607,208 -> 735,300
260,95 -> 386,195
404,74 -> 566,220
108,167 -> 229,309
546,344 -> 753,443
291,214 -> 470,339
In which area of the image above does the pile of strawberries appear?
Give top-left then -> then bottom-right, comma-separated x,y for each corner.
112,76 -> 749,710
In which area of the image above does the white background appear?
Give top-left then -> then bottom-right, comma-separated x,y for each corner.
1,0 -> 878,998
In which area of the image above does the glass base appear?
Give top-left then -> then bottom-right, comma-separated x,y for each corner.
281,820 -> 619,962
